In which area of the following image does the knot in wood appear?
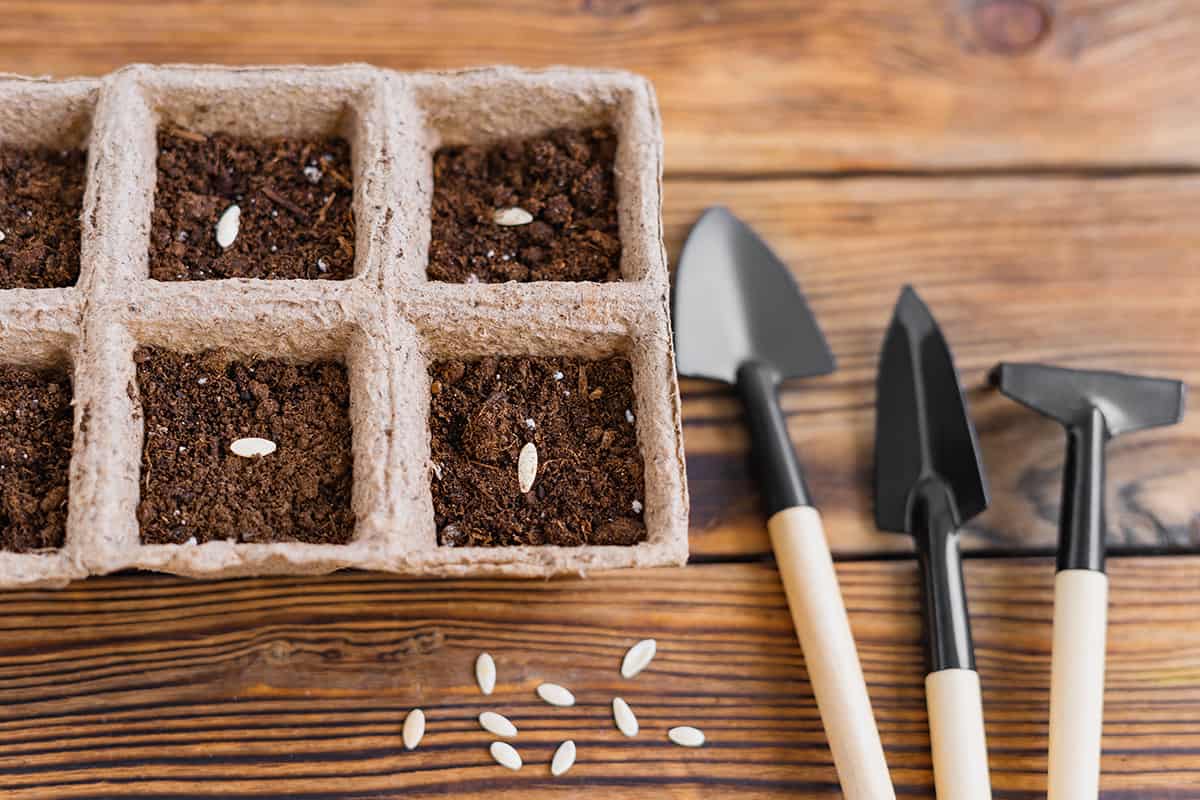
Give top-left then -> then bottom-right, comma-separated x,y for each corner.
971,0 -> 1050,54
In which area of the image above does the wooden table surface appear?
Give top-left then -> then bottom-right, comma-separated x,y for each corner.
2,2 -> 1198,797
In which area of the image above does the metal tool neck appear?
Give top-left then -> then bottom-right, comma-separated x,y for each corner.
1058,406 -> 1108,573
911,478 -> 975,672
735,361 -> 812,515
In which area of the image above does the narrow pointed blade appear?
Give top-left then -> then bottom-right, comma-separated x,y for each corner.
672,207 -> 835,384
874,287 -> 989,533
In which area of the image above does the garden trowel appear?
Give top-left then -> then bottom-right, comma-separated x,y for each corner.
874,286 -> 992,800
673,207 -> 895,800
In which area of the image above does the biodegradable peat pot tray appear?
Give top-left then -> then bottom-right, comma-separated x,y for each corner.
0,64 -> 688,588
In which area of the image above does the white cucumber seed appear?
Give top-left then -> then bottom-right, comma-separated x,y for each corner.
230,437 -> 276,458
490,740 -> 522,771
215,204 -> 240,249
536,682 -> 575,707
478,711 -> 517,738
551,740 -> 576,777
493,207 -> 533,226
668,726 -> 705,747
402,708 -> 425,750
517,442 -> 538,493
612,697 -> 639,737
475,652 -> 496,695
621,639 -> 656,679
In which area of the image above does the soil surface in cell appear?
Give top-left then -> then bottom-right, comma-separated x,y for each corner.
430,356 -> 646,547
0,366 -> 73,552
429,127 -> 622,282
0,145 -> 86,289
136,348 -> 354,544
149,129 -> 355,281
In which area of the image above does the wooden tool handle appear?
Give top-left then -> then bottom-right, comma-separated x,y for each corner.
1048,569 -> 1109,800
926,668 -> 992,800
768,506 -> 896,800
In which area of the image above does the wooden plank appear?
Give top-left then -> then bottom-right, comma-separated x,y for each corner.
672,175 -> 1200,558
0,559 -> 1196,797
1,1 -> 1200,172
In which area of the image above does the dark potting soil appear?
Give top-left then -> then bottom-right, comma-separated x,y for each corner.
429,356 -> 646,547
136,348 -> 354,545
428,127 -> 622,283
149,129 -> 355,281
0,366 -> 73,552
0,145 -> 86,289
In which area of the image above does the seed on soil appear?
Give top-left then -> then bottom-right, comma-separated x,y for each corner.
490,740 -> 522,771
479,711 -> 518,738
631,499 -> 643,514
229,437 -> 276,458
668,726 -> 705,747
551,740 -> 576,777
536,682 -> 575,707
402,708 -> 425,750
612,697 -> 639,737
303,164 -> 322,184
0,230 -> 5,242
493,207 -> 533,226
517,441 -> 538,493
215,204 -> 240,249
476,652 -> 496,695
230,437 -> 277,458
621,639 -> 656,679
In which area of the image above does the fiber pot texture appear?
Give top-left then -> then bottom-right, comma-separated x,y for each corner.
0,64 -> 687,588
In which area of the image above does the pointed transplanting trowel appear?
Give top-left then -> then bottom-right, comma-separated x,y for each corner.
674,207 -> 895,800
991,362 -> 1185,800
874,287 -> 992,800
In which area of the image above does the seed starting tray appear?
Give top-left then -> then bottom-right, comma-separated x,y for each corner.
0,65 -> 688,588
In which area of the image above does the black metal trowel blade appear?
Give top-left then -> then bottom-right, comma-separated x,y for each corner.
874,287 -> 989,534
672,206 -> 835,385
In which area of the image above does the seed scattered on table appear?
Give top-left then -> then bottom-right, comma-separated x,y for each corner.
621,638 -> 656,679
475,652 -> 496,695
230,437 -> 276,458
551,740 -> 576,777
668,726 -> 705,747
493,207 -> 533,226
479,711 -> 518,738
490,740 -> 522,770
536,682 -> 575,707
215,204 -> 240,249
517,441 -> 538,493
612,697 -> 639,737
402,708 -> 425,750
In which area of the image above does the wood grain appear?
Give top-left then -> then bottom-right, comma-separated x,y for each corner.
2,1 -> 1200,173
671,176 -> 1200,558
0,558 -> 1196,798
